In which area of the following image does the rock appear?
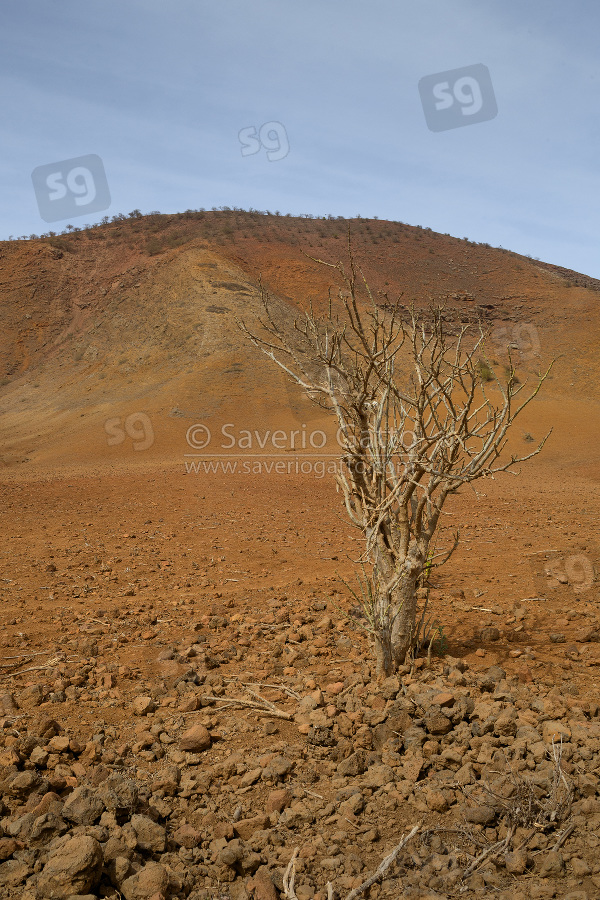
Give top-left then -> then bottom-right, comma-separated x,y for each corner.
132,696 -> 156,716
172,823 -> 202,848
261,755 -> 293,781
97,774 -> 139,820
8,770 -> 40,798
535,850 -> 564,876
62,786 -> 105,825
265,788 -> 292,814
30,746 -> 49,767
463,804 -> 496,825
337,751 -> 366,777
425,789 -> 448,812
542,720 -> 571,743
570,857 -> 591,876
325,682 -> 344,695
48,735 -> 71,753
218,838 -> 245,867
15,684 -> 44,708
130,814 -> 166,852
179,723 -> 211,752
0,692 -> 17,714
432,692 -> 455,708
505,850 -> 528,874
494,709 -> 517,737
550,633 -> 566,643
424,711 -> 452,735
234,814 -> 270,840
0,837 -> 21,861
362,763 -> 394,789
29,811 -> 69,847
120,862 -> 169,900
37,835 -> 103,899
249,865 -> 279,900
403,726 -> 426,750
484,665 -> 505,683
106,854 -> 132,887
480,626 -> 501,642
0,860 -> 31,889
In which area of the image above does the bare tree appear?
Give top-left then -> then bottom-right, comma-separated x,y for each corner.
239,250 -> 552,675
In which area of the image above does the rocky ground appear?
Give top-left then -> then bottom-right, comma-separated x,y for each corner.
2,598 -> 600,900
1,465 -> 600,900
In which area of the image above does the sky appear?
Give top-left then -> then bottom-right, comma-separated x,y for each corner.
1,0 -> 599,277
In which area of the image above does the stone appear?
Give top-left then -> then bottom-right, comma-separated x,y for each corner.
0,860 -> 31,889
403,726 -> 427,749
106,854 -> 131,887
172,823 -> 202,848
425,789 -> 448,812
570,857 -> 591,876
485,665 -> 505,682
362,764 -> 394,789
337,751 -> 366,777
132,696 -> 156,716
542,720 -> 571,743
29,811 -> 69,847
234,814 -> 270,840
432,692 -> 455,708
97,774 -> 139,819
494,709 -> 517,737
463,804 -> 496,825
325,682 -> 344,695
535,850 -> 564,876
505,850 -> 528,874
179,723 -> 211,752
37,835 -> 103,899
0,838 -> 21,861
120,862 -> 169,900
218,838 -> 245,867
249,865 -> 279,900
480,626 -> 500,642
265,788 -> 292,814
130,814 -> 166,852
62,786 -> 105,825
424,711 -> 452,735
8,770 -> 40,798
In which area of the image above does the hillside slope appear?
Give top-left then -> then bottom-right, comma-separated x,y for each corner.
0,212 -> 598,475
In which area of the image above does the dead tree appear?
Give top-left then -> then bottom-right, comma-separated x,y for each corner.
239,250 -> 552,675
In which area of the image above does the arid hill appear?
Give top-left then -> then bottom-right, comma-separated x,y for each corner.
0,211 -> 598,474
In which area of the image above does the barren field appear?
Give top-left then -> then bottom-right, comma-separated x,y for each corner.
1,214 -> 600,900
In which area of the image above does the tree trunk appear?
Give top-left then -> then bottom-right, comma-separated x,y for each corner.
390,550 -> 423,669
389,573 -> 419,669
374,631 -> 393,678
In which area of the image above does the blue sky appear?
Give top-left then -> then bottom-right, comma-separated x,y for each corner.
2,0 -> 599,277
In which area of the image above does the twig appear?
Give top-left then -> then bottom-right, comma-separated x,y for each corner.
283,849 -> 299,900
6,662 -> 61,677
201,694 -> 293,720
0,658 -> 33,670
461,826 -> 515,880
303,788 -> 324,800
1,651 -> 55,661
551,821 -> 575,851
344,822 -> 422,900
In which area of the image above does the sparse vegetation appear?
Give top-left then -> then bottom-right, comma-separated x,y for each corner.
240,247 -> 553,675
